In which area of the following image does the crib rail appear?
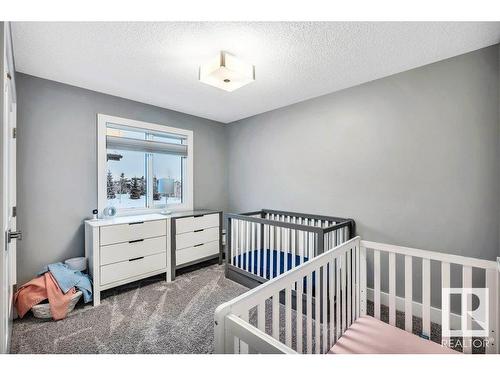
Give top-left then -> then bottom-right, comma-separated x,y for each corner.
215,237 -> 361,354
215,237 -> 499,354
225,209 -> 355,286
361,240 -> 499,354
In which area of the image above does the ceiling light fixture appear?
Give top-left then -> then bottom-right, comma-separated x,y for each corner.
199,51 -> 255,92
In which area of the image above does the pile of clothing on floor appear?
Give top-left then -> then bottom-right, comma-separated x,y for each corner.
14,262 -> 93,320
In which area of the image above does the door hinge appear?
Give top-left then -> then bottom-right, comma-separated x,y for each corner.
7,229 -> 22,244
12,127 -> 16,139
12,206 -> 16,217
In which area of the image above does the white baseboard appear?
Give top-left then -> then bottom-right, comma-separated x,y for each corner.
367,288 -> 461,329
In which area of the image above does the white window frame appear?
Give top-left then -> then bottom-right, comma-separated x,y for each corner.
97,114 -> 193,216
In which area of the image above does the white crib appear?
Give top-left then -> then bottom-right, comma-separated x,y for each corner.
214,237 -> 499,354
225,209 -> 355,289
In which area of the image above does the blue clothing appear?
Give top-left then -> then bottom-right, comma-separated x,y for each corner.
39,263 -> 93,303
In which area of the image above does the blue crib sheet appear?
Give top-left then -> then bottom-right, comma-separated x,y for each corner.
232,249 -> 309,279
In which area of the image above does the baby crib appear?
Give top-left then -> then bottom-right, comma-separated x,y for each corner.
215,237 -> 499,354
225,209 -> 355,288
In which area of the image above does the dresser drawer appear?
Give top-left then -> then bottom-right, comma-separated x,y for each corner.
100,220 -> 166,246
175,227 -> 219,250
100,252 -> 166,285
175,213 -> 219,234
100,236 -> 166,266
176,240 -> 219,266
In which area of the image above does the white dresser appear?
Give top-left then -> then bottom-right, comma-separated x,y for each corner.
170,211 -> 222,280
85,210 -> 222,306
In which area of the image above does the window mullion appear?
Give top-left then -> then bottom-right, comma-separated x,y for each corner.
146,153 -> 153,209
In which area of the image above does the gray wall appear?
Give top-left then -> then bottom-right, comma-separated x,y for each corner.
16,73 -> 228,283
17,45 -> 500,289
227,45 -> 499,266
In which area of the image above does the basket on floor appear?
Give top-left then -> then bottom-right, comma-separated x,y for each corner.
31,291 -> 82,319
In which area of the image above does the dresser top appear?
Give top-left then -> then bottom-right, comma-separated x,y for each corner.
85,210 -> 222,227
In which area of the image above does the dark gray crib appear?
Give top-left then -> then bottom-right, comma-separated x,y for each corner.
225,209 -> 355,288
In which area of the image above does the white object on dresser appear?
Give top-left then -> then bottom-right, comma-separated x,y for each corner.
170,211 -> 223,280
85,214 -> 170,306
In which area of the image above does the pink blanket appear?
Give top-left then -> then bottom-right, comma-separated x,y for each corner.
14,272 -> 76,320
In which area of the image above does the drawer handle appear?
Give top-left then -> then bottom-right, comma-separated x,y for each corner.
194,243 -> 204,247
129,256 -> 144,262
194,229 -> 204,233
129,239 -> 144,244
129,221 -> 144,225
193,214 -> 204,218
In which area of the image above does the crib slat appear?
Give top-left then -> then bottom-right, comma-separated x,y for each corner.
441,262 -> 450,347
303,219 -> 307,261
239,220 -> 244,269
341,252 -> 347,334
355,245 -> 360,319
270,219 -> 275,278
229,335 -> 237,354
281,220 -> 285,275
283,216 -> 292,272
297,276 -> 304,353
422,258 -> 431,339
249,223 -> 256,274
315,267 -> 320,353
486,268 -> 499,354
389,252 -> 396,326
244,221 -> 249,273
240,311 -> 249,354
292,217 -> 297,269
233,219 -> 238,267
462,265 -> 472,354
230,219 -> 235,266
347,249 -> 352,328
240,220 -> 244,271
306,273 -> 313,354
272,291 -> 280,341
328,259 -> 335,347
404,255 -> 412,333
285,286 -> 292,347
298,219 -> 304,265
256,223 -> 261,277
360,247 -> 367,316
277,219 -> 282,276
374,250 -> 381,320
263,223 -> 268,278
336,257 -> 341,340
322,265 -> 328,353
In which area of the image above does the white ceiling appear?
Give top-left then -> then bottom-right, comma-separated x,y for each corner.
11,22 -> 500,124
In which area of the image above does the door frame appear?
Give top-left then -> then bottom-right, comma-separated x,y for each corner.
1,21 -> 16,355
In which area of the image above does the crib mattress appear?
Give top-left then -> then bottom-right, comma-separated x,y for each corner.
232,249 -> 308,279
328,316 -> 457,354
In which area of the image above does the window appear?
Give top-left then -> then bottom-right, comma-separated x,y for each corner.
97,115 -> 193,215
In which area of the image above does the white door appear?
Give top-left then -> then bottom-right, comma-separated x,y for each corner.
1,22 -> 17,354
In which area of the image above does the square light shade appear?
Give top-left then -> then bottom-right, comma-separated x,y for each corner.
199,51 -> 255,92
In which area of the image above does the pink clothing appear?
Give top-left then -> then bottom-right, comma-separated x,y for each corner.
14,272 -> 76,320
329,315 -> 457,354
